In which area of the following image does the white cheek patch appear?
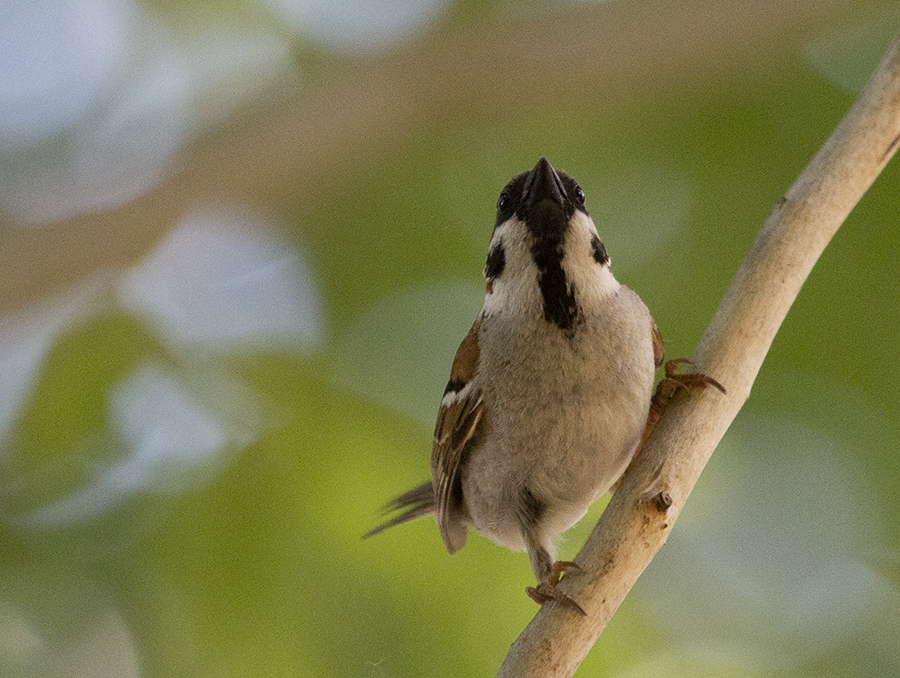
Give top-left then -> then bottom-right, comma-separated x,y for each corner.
481,220 -> 511,313
484,221 -> 511,271
480,217 -> 538,317
563,212 -> 619,299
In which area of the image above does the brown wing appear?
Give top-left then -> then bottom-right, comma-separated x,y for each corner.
430,318 -> 483,554
651,318 -> 665,369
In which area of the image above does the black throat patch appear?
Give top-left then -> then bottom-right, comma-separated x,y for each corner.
524,203 -> 580,332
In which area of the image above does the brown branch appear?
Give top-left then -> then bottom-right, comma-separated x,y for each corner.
497,32 -> 900,678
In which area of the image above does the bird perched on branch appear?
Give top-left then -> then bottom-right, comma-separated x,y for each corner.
366,157 -> 723,615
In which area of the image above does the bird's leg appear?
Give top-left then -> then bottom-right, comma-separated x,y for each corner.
640,358 -> 724,446
641,358 -> 725,444
611,359 -> 725,494
522,536 -> 586,616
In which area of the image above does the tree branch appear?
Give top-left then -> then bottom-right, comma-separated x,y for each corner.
497,33 -> 900,678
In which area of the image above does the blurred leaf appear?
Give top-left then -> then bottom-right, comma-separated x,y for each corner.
331,282 -> 483,424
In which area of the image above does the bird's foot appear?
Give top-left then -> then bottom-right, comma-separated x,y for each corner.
525,561 -> 586,616
607,360 -> 727,496
660,358 -> 726,394
636,359 -> 726,450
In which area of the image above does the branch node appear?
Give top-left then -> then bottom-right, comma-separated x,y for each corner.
640,490 -> 673,513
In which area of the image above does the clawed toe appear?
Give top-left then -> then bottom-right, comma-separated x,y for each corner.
549,560 -> 580,585
663,358 -> 726,394
526,582 -> 586,616
526,561 -> 586,616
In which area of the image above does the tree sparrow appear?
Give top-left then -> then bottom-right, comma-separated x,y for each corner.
367,157 -> 723,615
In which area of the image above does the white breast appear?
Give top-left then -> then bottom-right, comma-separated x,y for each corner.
462,216 -> 655,552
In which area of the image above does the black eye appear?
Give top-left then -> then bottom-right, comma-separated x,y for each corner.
575,186 -> 585,205
497,191 -> 510,211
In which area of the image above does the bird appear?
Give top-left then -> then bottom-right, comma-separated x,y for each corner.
366,157 -> 723,615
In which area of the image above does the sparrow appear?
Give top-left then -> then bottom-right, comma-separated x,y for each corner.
366,157 -> 723,615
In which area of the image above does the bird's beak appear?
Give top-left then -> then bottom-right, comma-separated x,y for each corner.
524,157 -> 566,209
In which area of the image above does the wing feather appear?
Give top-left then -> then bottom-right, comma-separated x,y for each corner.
431,318 -> 483,553
651,319 -> 665,369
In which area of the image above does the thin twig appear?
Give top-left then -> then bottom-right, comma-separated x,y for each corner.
497,33 -> 900,678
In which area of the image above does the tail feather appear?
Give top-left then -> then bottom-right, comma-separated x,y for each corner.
364,481 -> 434,538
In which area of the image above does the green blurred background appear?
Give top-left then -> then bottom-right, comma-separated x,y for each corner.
1,0 -> 899,676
